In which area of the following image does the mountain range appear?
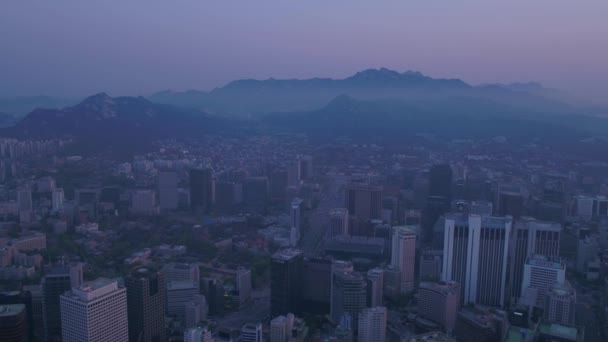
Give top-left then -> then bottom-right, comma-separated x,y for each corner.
2,68 -> 608,156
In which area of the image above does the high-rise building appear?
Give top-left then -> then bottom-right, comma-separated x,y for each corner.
0,304 -> 28,342
42,265 -> 81,342
269,169 -> 288,202
442,214 -> 511,307
345,183 -> 383,236
357,306 -> 387,342
190,168 -> 213,212
521,255 -> 566,309
131,190 -> 157,215
291,198 -> 303,242
17,189 -> 33,212
202,278 -> 224,316
158,171 -> 178,210
60,278 -> 128,342
496,184 -> 526,219
299,155 -> 313,180
167,281 -> 198,320
419,249 -> 443,282
330,261 -> 367,330
235,268 -> 252,306
509,218 -> 561,301
240,323 -> 262,342
163,263 -> 200,285
424,164 -> 452,244
417,281 -> 460,333
329,208 -> 349,237
576,236 -> 599,274
382,265 -> 401,299
390,226 -> 416,293
301,257 -> 332,314
271,249 -> 303,316
125,267 -> 167,342
52,188 -> 64,212
454,306 -> 508,342
270,313 -> 294,342
23,284 -> 43,340
366,268 -> 384,308
544,282 -> 576,325
185,295 -> 208,329
184,326 -> 214,342
243,177 -> 269,207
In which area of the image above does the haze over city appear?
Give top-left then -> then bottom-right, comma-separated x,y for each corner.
1,1 -> 608,103
1,2 -> 608,342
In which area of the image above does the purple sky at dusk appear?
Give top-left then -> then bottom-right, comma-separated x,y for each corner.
1,1 -> 607,102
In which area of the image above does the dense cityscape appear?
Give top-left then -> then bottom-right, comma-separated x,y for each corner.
2,2 -> 608,342
0,126 -> 607,342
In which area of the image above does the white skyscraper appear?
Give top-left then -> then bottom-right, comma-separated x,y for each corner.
357,306 -> 387,342
52,188 -> 64,211
184,326 -> 215,342
291,198 -> 303,241
60,278 -> 128,342
442,214 -> 512,307
390,226 -> 416,292
236,267 -> 252,305
521,255 -> 566,308
167,280 -> 199,320
270,313 -> 294,342
241,322 -> 263,342
544,281 -> 576,325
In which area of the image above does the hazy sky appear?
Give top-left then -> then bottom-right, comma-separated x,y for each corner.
1,1 -> 607,101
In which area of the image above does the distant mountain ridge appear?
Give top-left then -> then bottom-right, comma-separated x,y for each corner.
3,93 -> 225,154
148,68 -> 587,117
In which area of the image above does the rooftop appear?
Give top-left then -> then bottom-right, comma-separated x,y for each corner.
538,321 -> 582,341
407,331 -> 454,342
0,304 -> 25,317
167,280 -> 198,290
525,255 -> 565,270
68,278 -> 120,302
272,248 -> 303,261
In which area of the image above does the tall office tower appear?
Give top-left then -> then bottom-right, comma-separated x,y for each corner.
243,177 -> 269,207
496,184 -> 526,218
520,255 -> 566,309
287,161 -> 301,188
60,278 -> 128,342
329,208 -> 349,237
291,198 -> 303,242
299,155 -> 313,180
271,249 -> 304,316
184,327 -> 214,342
166,281 -> 199,320
417,281 -> 460,334
185,295 -> 208,329
0,304 -> 28,342
442,214 -> 512,307
330,261 -> 367,330
17,189 -> 33,212
366,268 -> 384,308
158,171 -> 178,210
424,164 -> 452,244
125,267 -> 167,342
419,249 -> 443,282
345,183 -> 383,236
509,218 -> 561,301
382,265 -> 401,299
52,188 -> 64,212
131,190 -> 157,215
163,263 -> 200,285
214,181 -> 238,211
0,290 -> 35,341
454,306 -> 508,342
269,169 -> 289,202
190,168 -> 213,212
240,323 -> 262,342
235,268 -> 252,305
301,257 -> 332,314
576,236 -> 599,274
201,278 -> 224,316
270,313 -> 294,342
42,265 -> 80,341
544,282 -> 576,325
23,284 -> 43,340
357,306 -> 387,342
390,226 -> 416,293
